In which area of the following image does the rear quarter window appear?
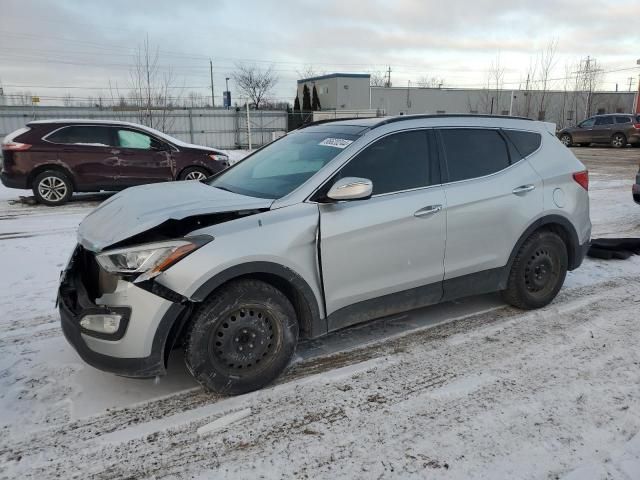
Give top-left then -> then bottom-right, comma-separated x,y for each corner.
615,116 -> 632,124
439,128 -> 510,182
503,130 -> 542,158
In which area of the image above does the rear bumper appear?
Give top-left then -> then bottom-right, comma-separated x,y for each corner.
573,240 -> 590,269
58,246 -> 188,378
0,171 -> 28,189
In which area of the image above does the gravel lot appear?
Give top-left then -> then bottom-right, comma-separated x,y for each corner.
1,146 -> 639,479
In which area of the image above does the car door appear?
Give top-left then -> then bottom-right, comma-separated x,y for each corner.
438,128 -> 543,298
592,116 -> 614,143
318,129 -> 446,331
114,128 -> 174,186
45,125 -> 119,189
572,117 -> 595,144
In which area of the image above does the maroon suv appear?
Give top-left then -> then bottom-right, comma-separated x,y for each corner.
1,119 -> 230,205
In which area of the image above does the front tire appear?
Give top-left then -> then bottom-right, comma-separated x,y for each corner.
502,230 -> 568,310
32,170 -> 73,206
179,166 -> 210,181
560,134 -> 572,147
185,279 -> 298,395
611,133 -> 626,148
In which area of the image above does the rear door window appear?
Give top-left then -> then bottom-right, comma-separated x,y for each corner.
595,116 -> 614,126
439,129 -> 510,182
46,126 -> 113,146
615,116 -> 632,124
502,130 -> 542,158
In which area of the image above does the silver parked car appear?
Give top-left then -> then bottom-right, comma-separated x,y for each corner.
58,115 -> 591,394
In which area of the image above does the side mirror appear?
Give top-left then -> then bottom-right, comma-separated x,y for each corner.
326,177 -> 373,201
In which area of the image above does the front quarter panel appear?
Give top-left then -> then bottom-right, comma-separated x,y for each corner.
156,202 -> 324,316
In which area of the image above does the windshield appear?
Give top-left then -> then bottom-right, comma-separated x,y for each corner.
208,130 -> 360,199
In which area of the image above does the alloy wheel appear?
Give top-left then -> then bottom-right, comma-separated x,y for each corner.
612,134 -> 625,148
185,170 -> 207,181
38,176 -> 68,202
560,135 -> 571,146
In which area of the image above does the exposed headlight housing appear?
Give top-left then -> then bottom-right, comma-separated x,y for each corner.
96,236 -> 211,283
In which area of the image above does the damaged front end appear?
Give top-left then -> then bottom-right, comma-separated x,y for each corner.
58,180 -> 272,377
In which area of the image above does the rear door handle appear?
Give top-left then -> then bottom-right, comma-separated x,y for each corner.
512,184 -> 536,195
414,204 -> 442,217
110,149 -> 120,155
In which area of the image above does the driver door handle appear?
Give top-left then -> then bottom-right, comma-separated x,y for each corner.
414,204 -> 442,217
512,184 -> 536,195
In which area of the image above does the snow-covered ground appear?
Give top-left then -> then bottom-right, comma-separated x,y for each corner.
0,147 -> 639,479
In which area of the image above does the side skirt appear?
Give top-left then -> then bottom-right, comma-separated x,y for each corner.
325,266 -> 507,334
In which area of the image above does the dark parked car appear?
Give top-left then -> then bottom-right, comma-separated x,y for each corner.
1,120 -> 230,205
558,114 -> 640,149
633,167 -> 640,205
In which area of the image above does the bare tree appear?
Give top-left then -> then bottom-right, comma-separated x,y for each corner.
232,63 -> 278,109
62,93 -> 74,107
128,35 -> 180,130
536,39 -> 558,120
416,76 -> 444,88
370,71 -> 387,87
488,54 -> 505,114
296,65 -> 322,80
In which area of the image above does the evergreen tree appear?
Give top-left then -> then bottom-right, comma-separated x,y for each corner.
302,84 -> 312,111
293,93 -> 301,112
312,85 -> 321,111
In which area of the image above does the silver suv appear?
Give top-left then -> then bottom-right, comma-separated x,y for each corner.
58,115 -> 591,394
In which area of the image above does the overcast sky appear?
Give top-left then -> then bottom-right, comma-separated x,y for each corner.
1,0 -> 639,106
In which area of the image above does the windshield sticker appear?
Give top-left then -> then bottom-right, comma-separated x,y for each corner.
318,138 -> 354,149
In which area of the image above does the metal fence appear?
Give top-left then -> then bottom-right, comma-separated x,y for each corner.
0,106 -> 288,149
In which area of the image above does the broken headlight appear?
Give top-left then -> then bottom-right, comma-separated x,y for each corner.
96,236 -> 211,283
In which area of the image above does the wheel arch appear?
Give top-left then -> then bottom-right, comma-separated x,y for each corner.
28,163 -> 76,189
502,215 -> 583,287
188,261 -> 325,340
177,165 -> 212,180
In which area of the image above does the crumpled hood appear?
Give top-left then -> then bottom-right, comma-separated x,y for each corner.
78,181 -> 272,252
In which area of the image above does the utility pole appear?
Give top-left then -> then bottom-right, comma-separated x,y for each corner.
386,66 -> 392,88
209,59 -> 215,108
629,77 -> 634,92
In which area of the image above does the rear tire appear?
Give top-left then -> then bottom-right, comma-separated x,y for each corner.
611,133 -> 626,148
32,170 -> 73,206
179,166 -> 210,181
185,279 -> 298,395
502,230 -> 568,310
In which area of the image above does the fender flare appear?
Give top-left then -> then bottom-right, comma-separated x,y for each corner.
190,261 -> 325,338
500,214 -> 584,288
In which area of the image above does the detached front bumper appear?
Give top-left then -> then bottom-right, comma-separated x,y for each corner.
58,246 -> 188,378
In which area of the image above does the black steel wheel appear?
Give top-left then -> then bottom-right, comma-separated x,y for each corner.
502,230 -> 568,309
185,279 -> 298,395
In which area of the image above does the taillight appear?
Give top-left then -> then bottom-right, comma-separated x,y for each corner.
573,170 -> 589,190
633,123 -> 640,129
1,142 -> 32,151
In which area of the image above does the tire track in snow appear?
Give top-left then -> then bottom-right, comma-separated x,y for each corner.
3,277 -> 639,478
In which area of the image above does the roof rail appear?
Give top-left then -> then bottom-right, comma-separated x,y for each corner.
373,113 -> 533,127
295,116 -> 374,130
